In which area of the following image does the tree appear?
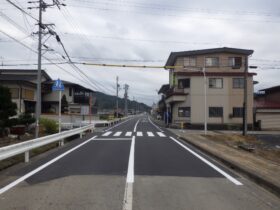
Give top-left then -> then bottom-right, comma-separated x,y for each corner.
61,94 -> 68,113
0,86 -> 17,133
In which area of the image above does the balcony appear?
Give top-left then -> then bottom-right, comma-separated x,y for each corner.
165,87 -> 188,103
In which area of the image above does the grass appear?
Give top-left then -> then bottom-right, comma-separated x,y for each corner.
206,134 -> 280,165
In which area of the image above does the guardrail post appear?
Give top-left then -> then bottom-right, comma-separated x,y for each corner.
25,151 -> 29,163
80,132 -> 83,138
59,139 -> 64,146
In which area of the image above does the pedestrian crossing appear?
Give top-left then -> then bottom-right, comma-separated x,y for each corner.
101,131 -> 166,137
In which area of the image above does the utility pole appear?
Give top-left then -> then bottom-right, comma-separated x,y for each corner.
243,56 -> 248,136
35,0 -> 43,138
124,84 -> 129,116
29,0 -> 66,138
116,76 -> 119,118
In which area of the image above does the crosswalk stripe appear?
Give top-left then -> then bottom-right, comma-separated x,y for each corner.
157,132 -> 166,137
113,131 -> 122,136
147,132 -> 154,137
136,132 -> 143,136
125,132 -> 132,136
102,131 -> 112,136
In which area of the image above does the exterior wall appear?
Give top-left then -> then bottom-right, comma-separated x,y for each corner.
174,53 -> 246,73
169,75 -> 254,125
256,109 -> 280,130
1,82 -> 36,114
43,86 -> 74,103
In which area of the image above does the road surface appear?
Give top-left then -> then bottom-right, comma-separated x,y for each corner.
0,114 -> 279,210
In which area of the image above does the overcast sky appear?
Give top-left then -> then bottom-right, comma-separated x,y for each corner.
0,0 -> 280,106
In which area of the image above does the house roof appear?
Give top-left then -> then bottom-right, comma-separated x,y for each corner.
0,69 -> 51,80
165,47 -> 254,67
158,84 -> 170,94
259,85 -> 280,93
43,80 -> 95,92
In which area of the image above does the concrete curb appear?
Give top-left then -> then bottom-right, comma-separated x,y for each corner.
149,117 -> 280,198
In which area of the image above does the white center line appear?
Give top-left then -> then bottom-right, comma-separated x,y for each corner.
147,132 -> 154,137
123,136 -> 135,210
133,119 -> 140,132
169,136 -> 243,186
102,131 -> 112,136
136,131 -> 143,137
0,136 -> 97,195
125,132 -> 132,137
157,132 -> 166,137
114,131 -> 122,136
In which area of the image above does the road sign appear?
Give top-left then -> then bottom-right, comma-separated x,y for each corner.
52,79 -> 64,91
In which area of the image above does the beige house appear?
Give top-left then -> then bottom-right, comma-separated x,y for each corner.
0,69 -> 96,115
160,47 -> 256,128
0,69 -> 51,113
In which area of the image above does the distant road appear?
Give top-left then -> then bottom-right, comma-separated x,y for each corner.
0,114 -> 279,210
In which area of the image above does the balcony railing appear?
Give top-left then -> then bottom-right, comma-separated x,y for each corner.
166,87 -> 185,98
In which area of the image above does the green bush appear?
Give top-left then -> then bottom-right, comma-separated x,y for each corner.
40,118 -> 58,134
19,113 -> 35,125
6,118 -> 19,127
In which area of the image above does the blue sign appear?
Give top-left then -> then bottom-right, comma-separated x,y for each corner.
52,79 -> 64,91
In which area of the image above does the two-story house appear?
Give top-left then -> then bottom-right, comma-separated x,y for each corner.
160,47 -> 256,129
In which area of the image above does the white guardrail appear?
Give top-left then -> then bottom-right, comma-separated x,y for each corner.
0,116 -> 133,164
0,124 -> 95,163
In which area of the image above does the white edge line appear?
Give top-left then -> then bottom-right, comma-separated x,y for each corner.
169,136 -> 243,186
95,138 -> 132,141
105,118 -> 134,132
148,117 -> 163,132
126,136 -> 135,183
0,135 -> 97,195
133,119 -> 140,132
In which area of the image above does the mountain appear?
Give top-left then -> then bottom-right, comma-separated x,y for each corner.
94,91 -> 151,112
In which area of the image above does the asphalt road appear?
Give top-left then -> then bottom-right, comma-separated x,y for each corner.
0,114 -> 279,210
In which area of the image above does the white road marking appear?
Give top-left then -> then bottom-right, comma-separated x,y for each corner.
125,132 -> 132,136
114,131 -> 122,136
123,136 -> 135,210
102,131 -> 112,136
0,136 -> 97,195
133,119 -> 140,132
95,138 -> 131,141
127,136 -> 135,183
136,132 -> 143,137
148,117 -> 163,132
147,132 -> 154,137
157,132 -> 166,137
169,136 -> 243,186
105,117 -> 134,131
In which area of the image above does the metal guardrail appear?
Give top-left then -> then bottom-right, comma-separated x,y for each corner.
0,116 -> 134,164
0,124 -> 95,163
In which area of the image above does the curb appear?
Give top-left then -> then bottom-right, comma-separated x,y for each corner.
149,117 -> 280,198
179,135 -> 280,198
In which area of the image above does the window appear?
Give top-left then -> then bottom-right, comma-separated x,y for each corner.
209,78 -> 223,88
209,107 -> 223,117
9,88 -> 19,99
205,57 -> 219,67
178,107 -> 191,117
22,89 -> 34,100
183,57 -> 196,67
178,78 -> 190,89
229,57 -> 242,68
233,78 -> 244,88
69,87 -> 72,96
233,107 -> 243,118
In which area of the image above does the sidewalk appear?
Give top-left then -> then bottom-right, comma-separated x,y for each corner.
169,128 -> 280,197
